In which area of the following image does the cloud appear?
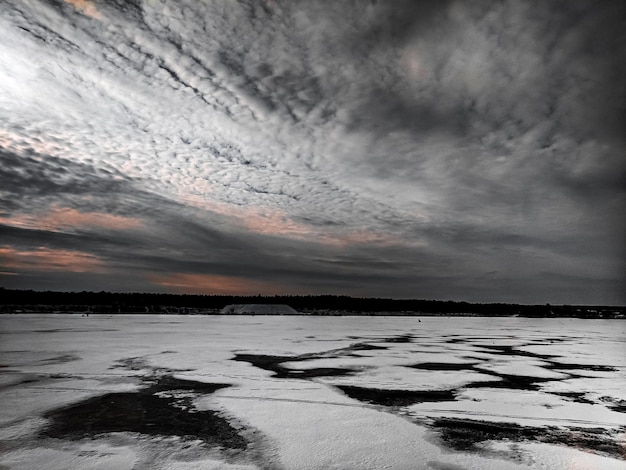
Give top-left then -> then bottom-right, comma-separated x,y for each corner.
147,272 -> 289,296
0,0 -> 623,303
63,0 -> 101,19
0,246 -> 106,273
0,207 -> 143,233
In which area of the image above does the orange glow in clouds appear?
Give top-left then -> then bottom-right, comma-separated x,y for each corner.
0,247 -> 106,273
239,209 -> 409,247
181,195 -> 401,247
64,0 -> 101,18
149,272 -> 286,296
0,207 -> 143,233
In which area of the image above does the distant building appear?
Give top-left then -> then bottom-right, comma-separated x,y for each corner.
220,304 -> 299,315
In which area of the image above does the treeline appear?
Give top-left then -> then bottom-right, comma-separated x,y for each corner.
1,288 -> 624,318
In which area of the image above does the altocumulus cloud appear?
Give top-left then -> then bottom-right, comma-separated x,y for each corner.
0,0 -> 624,303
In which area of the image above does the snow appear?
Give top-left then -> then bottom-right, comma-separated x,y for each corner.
1,314 -> 625,469
0,442 -> 137,470
501,442 -> 626,470
221,304 -> 298,315
541,377 -> 626,401
322,367 -> 496,391
408,388 -> 626,428
473,359 -> 569,379
211,392 -> 536,470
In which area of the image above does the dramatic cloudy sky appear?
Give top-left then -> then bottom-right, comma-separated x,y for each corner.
1,0 -> 624,304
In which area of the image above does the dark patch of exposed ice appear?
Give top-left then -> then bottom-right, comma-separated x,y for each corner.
232,354 -> 355,379
40,375 -> 247,449
336,385 -> 457,407
429,417 -> 626,460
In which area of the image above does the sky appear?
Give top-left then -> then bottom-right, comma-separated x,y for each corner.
1,0 -> 624,305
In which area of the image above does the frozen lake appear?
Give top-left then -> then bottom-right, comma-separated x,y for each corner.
1,314 -> 625,469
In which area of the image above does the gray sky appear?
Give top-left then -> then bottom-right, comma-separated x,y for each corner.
1,0 -> 624,304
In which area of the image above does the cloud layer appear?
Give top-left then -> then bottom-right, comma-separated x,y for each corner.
1,0 -> 624,303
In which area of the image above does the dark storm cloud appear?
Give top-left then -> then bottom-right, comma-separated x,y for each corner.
0,0 -> 624,303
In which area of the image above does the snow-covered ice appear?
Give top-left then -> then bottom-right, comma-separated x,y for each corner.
0,314 -> 624,469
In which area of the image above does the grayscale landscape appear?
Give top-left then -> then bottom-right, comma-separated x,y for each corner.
1,314 -> 625,469
1,0 -> 624,468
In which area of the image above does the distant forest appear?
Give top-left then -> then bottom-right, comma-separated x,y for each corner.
1,288 -> 624,318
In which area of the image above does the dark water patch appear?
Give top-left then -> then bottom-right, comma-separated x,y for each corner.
232,354 -> 354,379
231,341 -> 386,379
0,373 -> 43,390
541,338 -> 568,343
110,356 -> 149,371
463,372 -> 554,391
336,385 -> 457,407
551,391 -> 596,405
33,329 -> 118,333
430,418 -> 625,459
462,355 -> 493,361
347,342 -> 388,352
476,345 -> 555,360
347,335 -> 409,344
39,354 -> 81,365
286,367 -> 354,378
307,342 -> 388,357
462,363 -> 566,391
463,336 -> 517,341
0,371 -> 78,391
40,375 -> 246,449
544,362 -> 617,372
379,334 -> 413,343
444,338 -> 467,344
144,376 -> 228,394
109,356 -> 194,374
296,341 -> 388,359
599,396 -> 626,414
409,362 -> 478,372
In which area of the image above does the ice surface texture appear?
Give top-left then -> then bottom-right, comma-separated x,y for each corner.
1,314 -> 625,469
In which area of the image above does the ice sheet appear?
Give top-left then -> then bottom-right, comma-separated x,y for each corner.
408,388 -> 626,428
321,367 -> 496,390
1,314 -> 625,469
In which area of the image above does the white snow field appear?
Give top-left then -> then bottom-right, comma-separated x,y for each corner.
0,314 -> 625,469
